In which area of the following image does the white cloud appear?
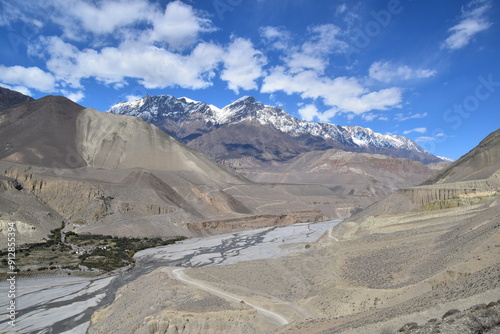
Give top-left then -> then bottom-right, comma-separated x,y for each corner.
148,0 -> 216,50
335,4 -> 347,15
303,24 -> 347,55
403,127 -> 427,135
415,136 -> 435,142
0,65 -> 56,92
259,24 -> 402,122
4,0 -> 214,50
286,53 -> 326,74
442,0 -> 492,50
126,95 -> 142,102
286,24 -> 347,74
260,26 -> 290,50
298,104 -> 319,121
35,36 -> 224,90
221,38 -> 267,93
369,61 -> 436,83
58,0 -> 153,37
362,113 -> 381,122
262,67 -> 403,118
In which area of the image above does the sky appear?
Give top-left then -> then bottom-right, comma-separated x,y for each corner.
0,0 -> 499,160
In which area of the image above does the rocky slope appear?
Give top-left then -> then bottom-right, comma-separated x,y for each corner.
423,128 -> 500,184
243,149 -> 439,197
0,95 -> 359,242
87,128 -> 500,334
400,301 -> 500,334
0,86 -> 33,109
108,95 -> 442,165
344,128 -> 500,221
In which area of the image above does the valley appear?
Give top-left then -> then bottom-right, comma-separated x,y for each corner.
0,88 -> 498,334
0,219 -> 342,333
0,0 -> 499,332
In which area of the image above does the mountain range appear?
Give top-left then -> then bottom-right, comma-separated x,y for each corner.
0,92 -> 349,243
108,95 -> 442,167
0,88 -> 452,243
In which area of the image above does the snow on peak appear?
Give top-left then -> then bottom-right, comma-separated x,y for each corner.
107,94 -> 437,160
232,96 -> 256,104
437,156 -> 456,162
179,97 -> 199,104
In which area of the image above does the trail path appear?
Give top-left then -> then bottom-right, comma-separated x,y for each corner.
171,268 -> 290,326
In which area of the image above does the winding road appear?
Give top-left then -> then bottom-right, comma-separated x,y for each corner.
171,268 -> 290,326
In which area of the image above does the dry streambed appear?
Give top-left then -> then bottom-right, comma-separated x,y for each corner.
0,219 -> 341,333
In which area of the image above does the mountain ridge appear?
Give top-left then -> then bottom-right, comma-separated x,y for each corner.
108,94 -> 442,165
0,86 -> 34,109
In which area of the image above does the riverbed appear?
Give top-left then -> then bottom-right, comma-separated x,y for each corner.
0,219 -> 341,333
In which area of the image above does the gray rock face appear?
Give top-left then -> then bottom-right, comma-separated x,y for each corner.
0,86 -> 34,109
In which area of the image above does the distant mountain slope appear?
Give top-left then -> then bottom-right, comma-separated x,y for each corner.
0,86 -> 34,109
108,95 -> 442,165
0,95 -> 87,167
245,149 -> 438,196
347,128 -> 500,221
422,128 -> 500,184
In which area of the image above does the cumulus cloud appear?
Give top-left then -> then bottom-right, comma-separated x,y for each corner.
259,24 -> 402,121
4,0 -> 225,94
262,67 -> 403,117
56,0 -> 153,38
369,61 -> 436,83
33,36 -> 224,90
221,38 -> 267,93
298,104 -> 319,121
442,0 -> 492,50
147,0 -> 216,50
0,65 -> 56,92
7,0 -> 214,50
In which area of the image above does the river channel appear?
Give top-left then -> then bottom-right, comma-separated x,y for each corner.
0,219 -> 341,333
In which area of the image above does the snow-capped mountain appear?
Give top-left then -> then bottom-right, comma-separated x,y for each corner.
108,95 -> 441,164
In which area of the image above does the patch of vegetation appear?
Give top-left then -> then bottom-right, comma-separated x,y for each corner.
0,221 -> 186,276
77,234 -> 186,272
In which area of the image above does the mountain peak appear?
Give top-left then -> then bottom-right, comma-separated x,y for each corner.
232,96 -> 258,104
107,94 -> 441,164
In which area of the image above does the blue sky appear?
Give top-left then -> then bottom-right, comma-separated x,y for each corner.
0,0 -> 499,160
